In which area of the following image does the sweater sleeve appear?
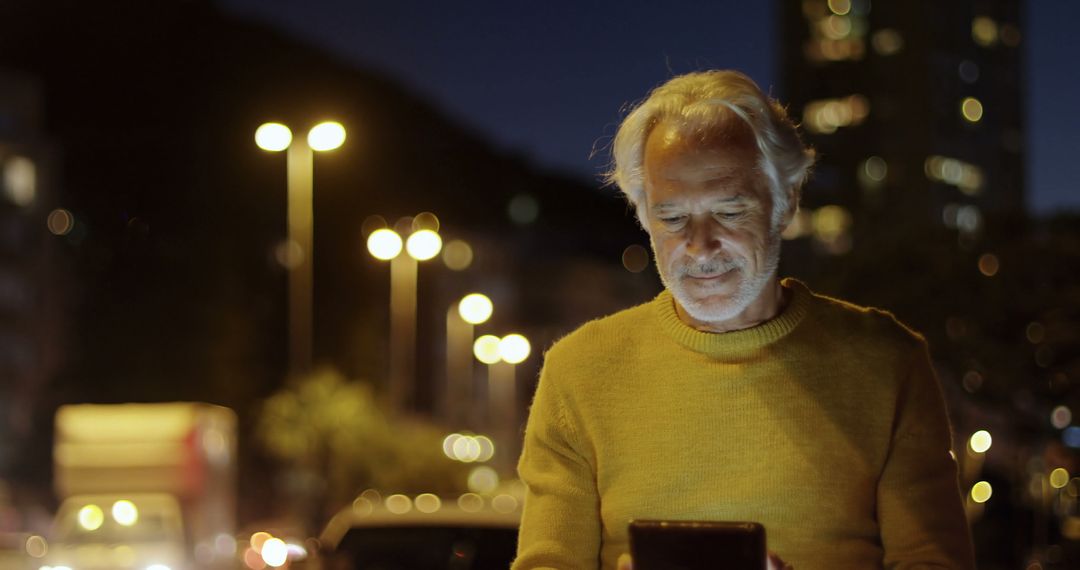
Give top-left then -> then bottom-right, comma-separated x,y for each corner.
512,356 -> 601,570
877,340 -> 976,569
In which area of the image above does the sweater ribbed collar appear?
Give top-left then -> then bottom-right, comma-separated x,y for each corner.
653,277 -> 812,358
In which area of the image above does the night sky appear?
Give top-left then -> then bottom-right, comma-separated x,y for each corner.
221,0 -> 1079,215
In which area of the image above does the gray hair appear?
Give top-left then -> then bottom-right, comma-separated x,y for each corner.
606,70 -> 815,229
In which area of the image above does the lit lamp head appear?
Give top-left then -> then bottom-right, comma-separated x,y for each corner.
458,293 -> 493,325
255,123 -> 293,152
367,228 -> 403,260
499,334 -> 531,364
406,229 -> 442,261
473,335 -> 502,365
308,121 -> 347,151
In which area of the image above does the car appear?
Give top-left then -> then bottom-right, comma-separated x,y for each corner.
39,493 -> 187,570
316,491 -> 520,570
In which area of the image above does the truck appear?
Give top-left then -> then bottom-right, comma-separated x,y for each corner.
44,403 -> 237,570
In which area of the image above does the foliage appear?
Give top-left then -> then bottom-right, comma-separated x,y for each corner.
255,368 -> 469,514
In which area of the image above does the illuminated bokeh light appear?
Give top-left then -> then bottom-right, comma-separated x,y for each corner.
385,494 -> 412,514
492,494 -> 519,513
443,433 -> 462,459
250,531 -> 272,552
244,546 -> 267,569
453,435 -> 482,462
145,563 -> 167,570
412,211 -> 440,232
261,537 -> 288,568
970,481 -> 992,503
977,253 -> 1000,277
803,94 -> 869,134
1051,406 -> 1072,430
871,29 -> 903,56
415,493 -> 442,513
969,430 -> 992,454
47,208 -> 75,236
255,123 -> 292,152
367,228 -> 403,260
924,155 -> 983,194
442,239 -> 473,271
474,435 -> 495,462
961,97 -> 984,123
216,533 -> 238,558
1026,322 -> 1045,344
499,334 -> 531,364
24,535 -> 47,558
3,156 -> 36,206
307,121 -> 346,152
458,293 -> 493,325
962,370 -> 983,393
473,335 -> 502,364
352,496 -> 373,516
508,194 -> 540,225
821,15 -> 851,39
811,205 -> 852,254
458,493 -> 484,513
78,504 -> 104,531
826,0 -> 850,16
862,156 -> 887,183
111,500 -> 138,526
621,244 -> 649,273
972,16 -> 998,47
406,229 -> 442,261
274,239 -> 303,270
468,466 -> 500,494
1050,468 -> 1070,489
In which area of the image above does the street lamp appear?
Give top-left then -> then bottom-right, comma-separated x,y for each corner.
256,120 -> 346,377
446,293 -> 493,425
473,332 -> 531,472
366,218 -> 442,412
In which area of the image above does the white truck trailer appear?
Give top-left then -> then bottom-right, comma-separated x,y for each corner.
46,403 -> 237,570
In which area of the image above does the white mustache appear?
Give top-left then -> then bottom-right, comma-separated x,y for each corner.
676,258 -> 744,278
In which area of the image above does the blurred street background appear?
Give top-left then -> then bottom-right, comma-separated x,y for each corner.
0,1 -> 1077,569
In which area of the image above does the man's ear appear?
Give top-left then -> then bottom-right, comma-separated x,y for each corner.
776,186 -> 799,233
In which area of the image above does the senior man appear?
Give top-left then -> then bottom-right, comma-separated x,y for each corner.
512,70 -> 975,570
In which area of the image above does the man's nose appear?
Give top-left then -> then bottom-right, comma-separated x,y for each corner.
685,218 -> 722,259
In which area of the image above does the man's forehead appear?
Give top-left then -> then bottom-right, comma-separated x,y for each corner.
651,193 -> 751,209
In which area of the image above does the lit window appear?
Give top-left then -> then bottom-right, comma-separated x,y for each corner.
871,29 -> 903,56
924,155 -> 984,194
961,97 -> 984,123
972,16 -> 998,47
803,94 -> 870,134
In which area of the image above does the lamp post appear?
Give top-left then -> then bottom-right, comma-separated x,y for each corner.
366,222 -> 442,412
447,293 -> 493,426
473,333 -> 530,471
255,121 -> 346,377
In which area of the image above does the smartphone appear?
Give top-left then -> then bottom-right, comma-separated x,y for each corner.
628,519 -> 766,570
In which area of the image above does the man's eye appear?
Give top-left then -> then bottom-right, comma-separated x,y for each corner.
716,212 -> 743,220
659,216 -> 686,224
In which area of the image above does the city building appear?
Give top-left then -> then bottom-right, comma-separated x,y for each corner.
777,0 -> 1025,261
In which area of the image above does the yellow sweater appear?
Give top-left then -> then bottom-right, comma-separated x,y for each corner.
513,279 -> 975,570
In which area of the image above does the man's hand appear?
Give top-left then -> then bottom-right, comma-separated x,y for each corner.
616,551 -> 792,570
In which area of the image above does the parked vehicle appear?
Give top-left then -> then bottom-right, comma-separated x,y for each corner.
39,493 -> 186,570
317,492 -> 520,570
50,403 -> 237,569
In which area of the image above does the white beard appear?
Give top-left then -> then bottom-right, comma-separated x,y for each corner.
654,230 -> 782,325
